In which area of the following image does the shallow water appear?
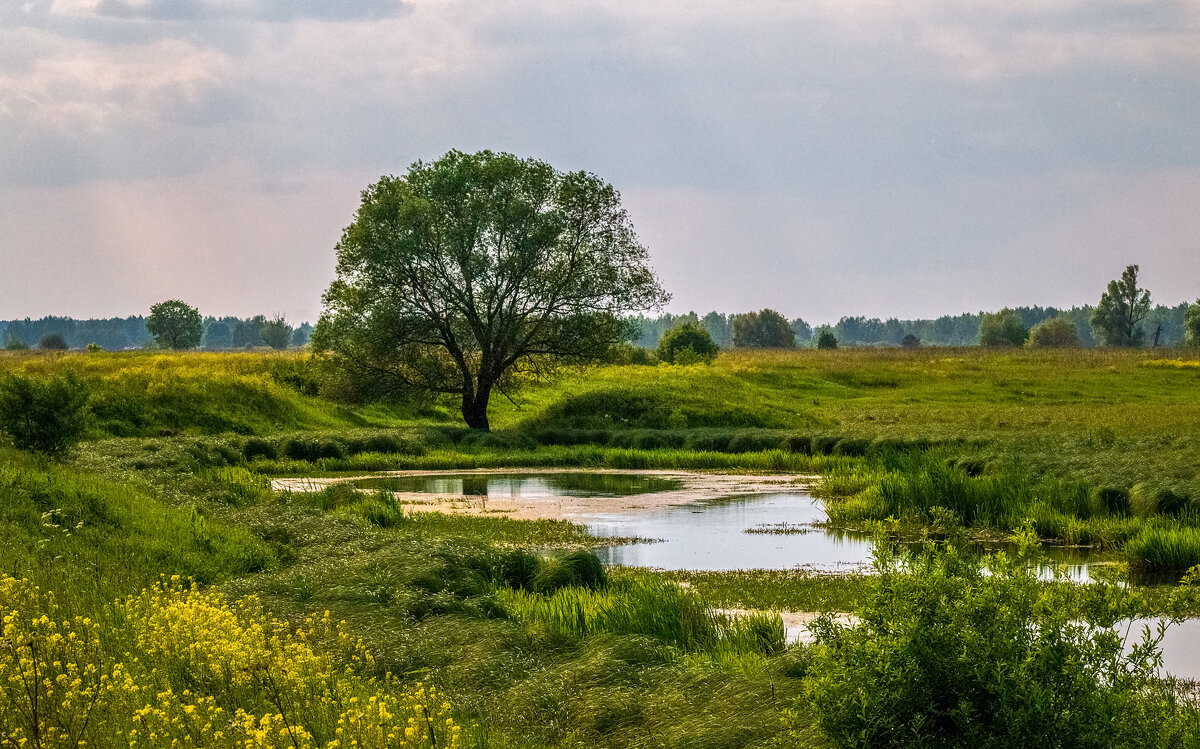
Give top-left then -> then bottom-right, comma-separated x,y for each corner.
349,472 -> 683,498
588,493 -> 873,571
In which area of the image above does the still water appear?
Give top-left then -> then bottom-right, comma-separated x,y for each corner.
349,472 -> 683,498
588,493 -> 872,571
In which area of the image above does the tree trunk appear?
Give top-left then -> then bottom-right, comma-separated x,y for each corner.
461,381 -> 492,430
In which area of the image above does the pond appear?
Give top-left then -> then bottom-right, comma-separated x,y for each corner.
587,493 -> 872,572
347,472 -> 684,498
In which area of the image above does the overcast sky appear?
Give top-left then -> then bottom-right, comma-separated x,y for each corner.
2,0 -> 1198,324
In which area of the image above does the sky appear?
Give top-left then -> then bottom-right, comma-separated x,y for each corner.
2,0 -> 1199,325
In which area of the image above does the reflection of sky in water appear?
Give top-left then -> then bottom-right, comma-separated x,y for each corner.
587,493 -> 875,572
350,473 -> 681,499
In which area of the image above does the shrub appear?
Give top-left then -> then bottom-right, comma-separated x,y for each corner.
3,337 -> 29,350
900,333 -> 920,349
726,430 -> 780,453
978,308 -> 1028,347
38,332 -> 69,350
85,342 -> 103,353
685,430 -> 733,452
1186,299 -> 1200,347
816,330 -> 838,349
657,321 -> 719,364
0,371 -> 91,454
780,434 -> 813,454
498,549 -> 542,590
1090,486 -> 1131,516
242,436 -> 278,461
832,437 -> 871,457
801,531 -> 1197,748
731,309 -> 796,348
533,550 -> 607,594
810,435 -> 841,455
1130,483 -> 1188,517
1027,316 -> 1080,348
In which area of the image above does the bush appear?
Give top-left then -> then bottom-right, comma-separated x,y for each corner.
3,337 -> 29,351
85,342 -> 103,353
726,430 -> 780,453
0,371 -> 91,454
38,333 -> 69,350
1027,317 -> 1080,348
533,550 -> 607,594
978,308 -> 1028,347
816,330 -> 838,350
801,531 -> 1197,748
1089,486 -> 1131,516
1186,299 -> 1200,347
657,321 -> 719,364
810,435 -> 841,455
1130,483 -> 1188,517
900,333 -> 920,349
780,434 -> 813,454
242,436 -> 278,461
731,309 -> 796,348
498,549 -> 542,590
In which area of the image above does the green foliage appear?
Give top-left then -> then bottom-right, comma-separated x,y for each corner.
802,531 -> 1199,749
532,550 -> 607,593
86,342 -> 103,353
816,329 -> 838,349
1126,525 -> 1200,573
1185,299 -> 1200,346
38,332 -> 69,350
315,149 -> 669,430
900,333 -> 920,349
731,308 -> 796,348
978,307 -> 1028,347
0,371 -> 91,454
4,337 -> 29,351
1091,264 -> 1152,347
146,299 -> 203,350
259,314 -> 292,350
1027,316 -> 1080,348
657,321 -> 719,364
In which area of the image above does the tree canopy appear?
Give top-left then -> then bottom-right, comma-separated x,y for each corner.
1185,300 -> 1200,347
1091,265 -> 1151,347
146,300 -> 203,350
314,150 -> 668,429
657,321 -> 718,364
978,308 -> 1028,347
731,309 -> 795,348
1027,317 -> 1080,348
260,315 -> 293,350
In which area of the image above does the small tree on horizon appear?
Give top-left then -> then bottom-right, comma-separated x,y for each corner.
1090,265 -> 1152,347
146,300 -> 203,350
38,333 -> 69,351
978,308 -> 1028,347
657,321 -> 719,364
901,333 -> 920,349
260,315 -> 293,350
731,309 -> 796,348
1183,300 -> 1200,347
1027,317 -> 1081,348
816,329 -> 838,350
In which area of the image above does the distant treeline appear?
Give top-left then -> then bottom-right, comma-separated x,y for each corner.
631,303 -> 1193,348
0,315 -> 314,351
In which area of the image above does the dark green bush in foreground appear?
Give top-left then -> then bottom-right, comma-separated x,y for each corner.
0,371 -> 91,454
800,529 -> 1200,749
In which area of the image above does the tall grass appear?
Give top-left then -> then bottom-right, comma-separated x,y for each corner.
495,571 -> 785,655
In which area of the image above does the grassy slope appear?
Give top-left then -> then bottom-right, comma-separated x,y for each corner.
492,348 -> 1200,491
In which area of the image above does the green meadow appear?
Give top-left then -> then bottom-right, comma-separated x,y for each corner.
3,346 -> 1200,747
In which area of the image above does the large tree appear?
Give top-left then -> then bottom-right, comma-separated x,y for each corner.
146,300 -> 203,350
1090,265 -> 1151,347
314,150 -> 669,430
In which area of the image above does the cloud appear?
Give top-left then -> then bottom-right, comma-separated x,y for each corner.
1,0 -> 1198,319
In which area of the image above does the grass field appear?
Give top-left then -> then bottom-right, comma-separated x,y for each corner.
2,346 -> 1200,747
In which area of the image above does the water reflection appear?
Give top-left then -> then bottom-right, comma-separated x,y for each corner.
350,472 -> 683,498
589,493 -> 875,572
